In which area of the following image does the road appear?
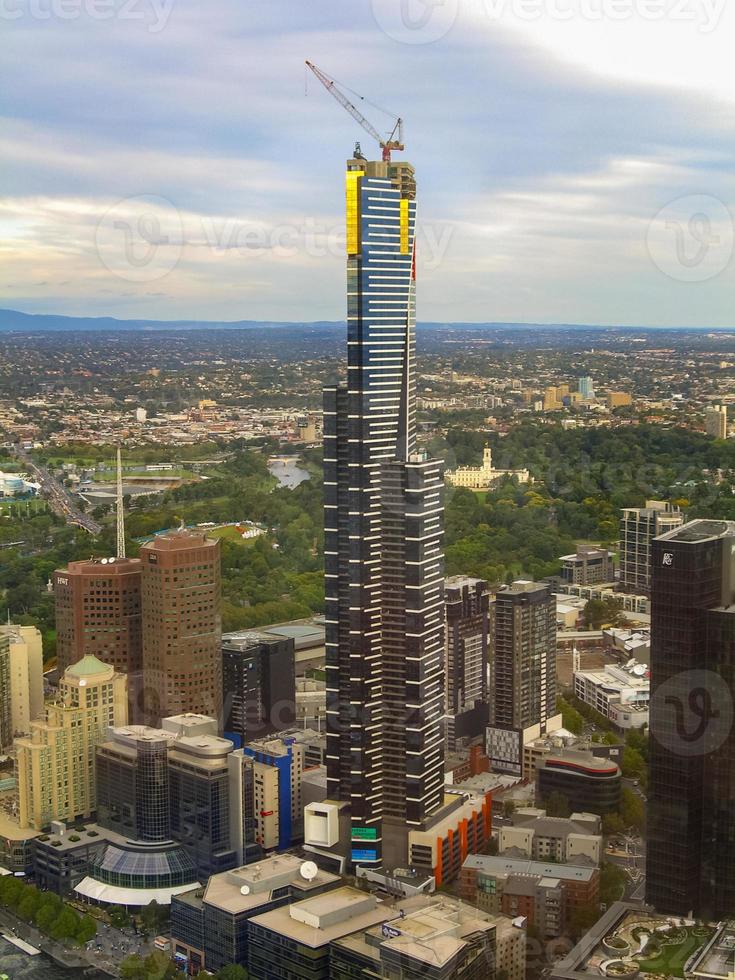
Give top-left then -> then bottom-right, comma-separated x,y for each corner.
10,444 -> 102,535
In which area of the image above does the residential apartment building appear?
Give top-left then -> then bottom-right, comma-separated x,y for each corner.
0,624 -> 43,747
619,500 -> 683,594
705,403 -> 728,438
560,545 -> 615,586
574,661 -> 649,730
15,655 -> 128,830
444,576 -> 491,750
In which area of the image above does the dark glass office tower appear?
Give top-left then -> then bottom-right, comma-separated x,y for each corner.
647,520 -> 735,918
323,154 -> 445,867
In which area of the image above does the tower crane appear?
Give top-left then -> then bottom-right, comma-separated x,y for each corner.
305,60 -> 404,162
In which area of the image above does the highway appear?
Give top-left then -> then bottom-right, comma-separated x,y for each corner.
9,444 -> 102,535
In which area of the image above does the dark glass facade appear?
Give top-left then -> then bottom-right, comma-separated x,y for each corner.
324,156 -> 445,865
222,633 -> 296,744
647,520 -> 735,917
537,757 -> 621,815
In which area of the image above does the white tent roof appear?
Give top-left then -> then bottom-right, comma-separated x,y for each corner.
74,876 -> 200,907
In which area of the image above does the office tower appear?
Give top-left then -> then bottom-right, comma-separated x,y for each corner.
619,500 -> 683,595
647,520 -> 735,918
222,632 -> 296,745
578,376 -> 595,399
0,624 -> 43,744
444,577 -> 490,750
493,581 -> 556,731
323,153 -> 445,867
705,403 -> 728,439
93,716 -> 237,892
15,656 -> 127,830
141,530 -> 222,724
54,558 -> 142,709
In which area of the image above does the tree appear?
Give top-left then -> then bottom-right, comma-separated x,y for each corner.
600,862 -> 627,906
109,904 -> 131,929
140,898 -> 167,936
620,787 -> 645,831
216,966 -> 249,980
49,904 -> 81,942
76,914 -> 97,944
569,904 -> 601,938
36,899 -> 61,933
602,812 -> 625,836
17,887 -> 41,922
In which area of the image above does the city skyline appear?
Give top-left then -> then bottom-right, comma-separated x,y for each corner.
3,1 -> 735,327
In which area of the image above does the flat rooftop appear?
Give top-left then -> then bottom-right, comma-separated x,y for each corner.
659,519 -> 735,543
249,886 -> 393,947
463,854 -> 597,883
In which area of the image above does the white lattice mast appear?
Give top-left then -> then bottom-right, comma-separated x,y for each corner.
116,447 -> 126,559
572,644 -> 580,675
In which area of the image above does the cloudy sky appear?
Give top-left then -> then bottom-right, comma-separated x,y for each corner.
2,0 -> 734,325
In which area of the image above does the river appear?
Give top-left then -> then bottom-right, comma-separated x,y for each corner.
268,457 -> 310,488
0,934 -> 105,979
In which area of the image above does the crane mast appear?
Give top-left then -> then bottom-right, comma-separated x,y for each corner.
305,60 -> 404,162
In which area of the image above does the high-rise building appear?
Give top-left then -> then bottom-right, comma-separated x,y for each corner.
487,581 -> 561,775
647,520 -> 735,918
578,376 -> 595,399
91,715 -> 242,884
15,655 -> 128,830
444,577 -> 491,750
53,557 -> 142,718
140,530 -> 222,724
323,153 -> 445,867
619,500 -> 683,595
0,624 -> 44,745
705,403 -> 728,439
222,631 -> 296,745
493,581 -> 556,731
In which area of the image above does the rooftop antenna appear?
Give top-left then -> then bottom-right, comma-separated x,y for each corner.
116,447 -> 126,559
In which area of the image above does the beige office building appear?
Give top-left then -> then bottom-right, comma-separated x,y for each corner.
0,625 -> 44,748
15,655 -> 127,830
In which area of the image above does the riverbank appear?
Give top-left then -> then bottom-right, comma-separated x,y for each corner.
0,908 -> 114,977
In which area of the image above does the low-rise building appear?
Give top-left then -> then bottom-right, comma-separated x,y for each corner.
499,807 -> 602,865
574,661 -> 649,730
460,854 -> 600,938
446,447 -> 529,490
560,545 -> 615,586
331,895 -> 525,980
537,751 -> 621,815
170,854 -> 341,975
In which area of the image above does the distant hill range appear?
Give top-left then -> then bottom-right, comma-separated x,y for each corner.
0,308 -> 722,333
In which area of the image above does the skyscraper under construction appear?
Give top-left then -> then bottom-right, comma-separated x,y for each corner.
323,152 -> 445,867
